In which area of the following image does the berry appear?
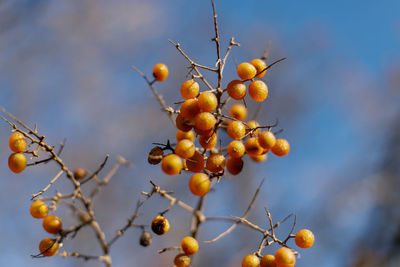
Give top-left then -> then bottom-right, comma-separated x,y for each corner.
198,91 -> 218,112
258,131 -> 276,149
206,153 -> 226,173
275,247 -> 296,267
180,80 -> 199,99
186,151 -> 205,173
199,132 -> 217,149
242,254 -> 260,267
249,80 -> 268,102
176,130 -> 195,142
271,139 -> 290,157
174,253 -> 191,267
226,121 -> 246,140
73,168 -> 87,180
188,173 -> 211,196
148,146 -> 164,165
30,200 -> 49,219
237,62 -> 257,80
250,58 -> 267,78
139,231 -> 152,247
250,153 -> 268,163
194,127 -> 213,137
227,140 -> 245,158
151,215 -> 170,235
39,238 -> 58,257
42,215 -> 62,234
8,152 -> 26,173
226,157 -> 243,175
152,63 -> 168,82
9,132 -> 27,153
245,137 -> 263,156
176,114 -> 194,132
175,139 -> 196,159
227,80 -> 246,100
295,229 -> 314,249
161,154 -> 183,175
260,254 -> 276,267
180,99 -> 201,119
181,236 -> 199,255
229,104 -> 247,121
195,112 -> 216,131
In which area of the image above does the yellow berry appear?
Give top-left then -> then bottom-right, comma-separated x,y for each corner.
161,154 -> 183,175
152,63 -> 168,82
242,254 -> 260,267
176,114 -> 194,132
188,173 -> 211,196
199,132 -> 217,150
229,104 -> 247,121
181,236 -> 199,255
227,140 -> 245,158
8,152 -> 27,173
275,247 -> 296,267
249,80 -> 268,102
180,99 -> 201,119
250,58 -> 267,78
258,131 -> 276,149
295,229 -> 315,249
180,80 -> 199,99
174,253 -> 191,267
176,130 -> 195,142
195,112 -> 217,131
39,238 -> 58,257
9,132 -> 27,153
260,254 -> 276,267
42,215 -> 62,234
151,216 -> 170,235
237,62 -> 257,80
227,80 -> 246,100
30,200 -> 49,219
198,91 -> 218,112
175,139 -> 196,159
226,121 -> 246,140
271,139 -> 290,157
206,153 -> 226,173
245,137 -> 263,156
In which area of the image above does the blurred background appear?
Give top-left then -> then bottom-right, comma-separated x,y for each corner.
1,0 -> 399,266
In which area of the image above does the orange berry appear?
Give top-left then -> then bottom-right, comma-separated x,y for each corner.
227,80 -> 246,100
260,254 -> 276,267
195,112 -> 216,131
9,132 -> 27,153
249,80 -> 268,102
39,238 -> 58,257
180,79 -> 199,99
275,247 -> 296,267
181,236 -> 199,255
226,121 -> 246,140
295,229 -> 315,249
161,154 -> 183,175
152,63 -> 168,82
198,91 -> 218,112
73,168 -> 87,180
227,140 -> 245,158
186,151 -> 205,173
8,152 -> 26,173
245,137 -> 263,156
229,104 -> 247,121
180,99 -> 201,119
42,215 -> 62,234
176,114 -> 194,132
250,153 -> 268,163
250,58 -> 267,78
30,200 -> 49,219
226,157 -> 243,175
271,139 -> 290,157
151,215 -> 170,235
258,131 -> 276,149
176,130 -> 195,142
188,173 -> 211,196
206,153 -> 226,173
242,254 -> 260,267
237,62 -> 257,80
246,120 -> 260,137
175,139 -> 196,159
174,253 -> 191,267
199,132 -> 217,149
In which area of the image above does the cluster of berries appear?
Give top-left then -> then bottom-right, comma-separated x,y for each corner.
241,229 -> 314,267
8,132 -> 27,173
149,60 -> 290,198
30,200 -> 62,257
